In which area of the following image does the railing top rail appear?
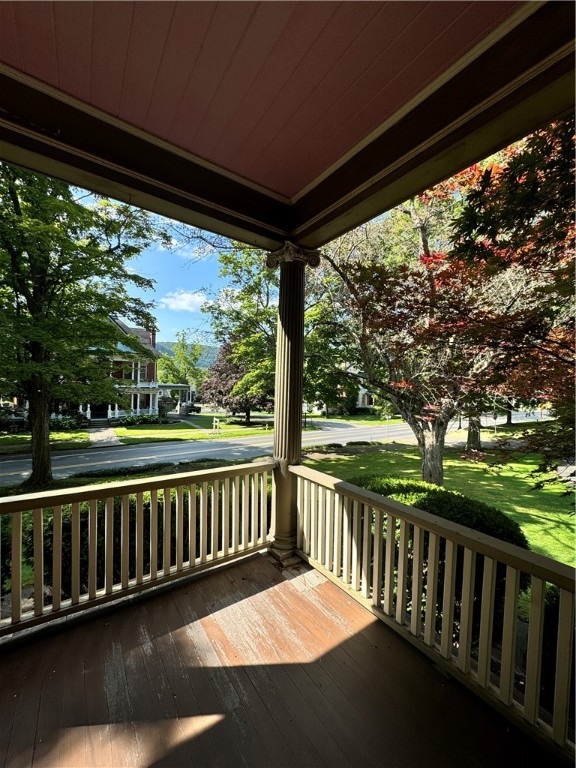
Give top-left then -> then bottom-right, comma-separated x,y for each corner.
0,459 -> 276,514
290,464 -> 575,590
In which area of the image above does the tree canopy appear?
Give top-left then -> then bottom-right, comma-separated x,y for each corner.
0,163 -> 165,487
321,119 -> 574,484
157,330 -> 204,394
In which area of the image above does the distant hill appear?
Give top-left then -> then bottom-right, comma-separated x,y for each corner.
156,342 -> 219,370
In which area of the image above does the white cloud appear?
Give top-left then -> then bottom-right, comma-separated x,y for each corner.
158,290 -> 207,313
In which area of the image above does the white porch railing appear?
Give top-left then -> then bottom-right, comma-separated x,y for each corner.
290,465 -> 575,759
0,460 -> 275,637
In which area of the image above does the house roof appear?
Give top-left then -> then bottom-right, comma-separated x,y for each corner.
0,1 -> 573,250
111,317 -> 156,353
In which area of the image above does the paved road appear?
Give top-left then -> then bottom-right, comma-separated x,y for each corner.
0,421 -> 416,487
0,412 -> 544,487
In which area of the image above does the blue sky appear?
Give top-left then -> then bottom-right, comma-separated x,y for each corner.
129,240 -> 225,343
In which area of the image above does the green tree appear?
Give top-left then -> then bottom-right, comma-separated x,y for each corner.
203,243 -> 278,404
0,163 -> 163,488
203,242 -> 353,419
157,330 -> 204,398
452,117 -> 574,471
321,147 -> 568,485
202,341 -> 269,423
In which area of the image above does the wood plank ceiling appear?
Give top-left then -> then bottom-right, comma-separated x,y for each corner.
0,1 -> 573,250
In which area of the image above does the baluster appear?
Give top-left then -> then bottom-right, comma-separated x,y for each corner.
71,502 -> 81,603
440,540 -> 457,660
150,490 -> 158,579
11,510 -> 22,622
242,473 -> 250,549
121,495 -> 130,588
524,576 -> 545,724
476,557 -> 496,687
499,566 -> 520,705
342,497 -> 352,586
52,505 -> 62,611
176,485 -> 184,570
383,513 -> 396,616
231,476 -> 240,552
372,508 -> 383,608
360,504 -> 371,599
395,520 -> 409,625
200,481 -> 208,562
351,500 -> 361,592
333,493 -> 343,580
318,485 -> 326,566
325,489 -> 334,573
552,588 -> 575,746
33,508 -> 43,617
222,479 -> 230,557
88,499 -> 98,598
211,479 -> 219,558
189,484 -> 197,565
423,532 -> 439,647
104,497 -> 114,593
163,486 -> 171,575
410,525 -> 424,637
301,479 -> 310,555
136,492 -> 144,583
309,482 -> 318,562
457,547 -> 476,673
258,470 -> 266,545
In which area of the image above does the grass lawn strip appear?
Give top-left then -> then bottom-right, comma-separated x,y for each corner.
0,430 -> 91,454
114,418 -> 273,444
303,444 -> 574,567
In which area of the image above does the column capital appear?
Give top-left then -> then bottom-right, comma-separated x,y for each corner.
266,241 -> 321,269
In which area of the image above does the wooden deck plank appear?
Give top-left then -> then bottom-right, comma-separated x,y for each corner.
81,617 -> 114,768
137,595 -> 221,768
50,624 -> 89,768
164,583 -> 258,767
2,637 -> 61,768
0,553 -> 569,768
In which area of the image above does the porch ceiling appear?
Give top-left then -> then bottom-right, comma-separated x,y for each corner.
0,1 -> 573,250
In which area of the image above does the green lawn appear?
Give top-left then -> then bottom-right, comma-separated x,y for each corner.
115,417 -> 274,444
304,444 -> 575,567
1,418 -> 572,567
0,430 -> 91,454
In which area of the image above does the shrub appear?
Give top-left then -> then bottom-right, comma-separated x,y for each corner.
119,415 -> 171,426
344,474 -> 530,656
49,415 -> 83,431
345,475 -> 529,549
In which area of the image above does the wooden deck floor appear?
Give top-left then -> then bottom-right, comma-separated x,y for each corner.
0,553 -> 565,768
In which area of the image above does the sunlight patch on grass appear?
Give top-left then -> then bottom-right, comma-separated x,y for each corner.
304,444 -> 575,566
115,420 -> 272,444
0,430 -> 91,454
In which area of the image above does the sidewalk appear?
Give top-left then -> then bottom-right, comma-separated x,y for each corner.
87,427 -> 121,446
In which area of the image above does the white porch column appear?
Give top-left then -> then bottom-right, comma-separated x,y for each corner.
86,405 -> 91,419
114,404 -> 119,418
267,242 -> 320,562
107,405 -> 112,418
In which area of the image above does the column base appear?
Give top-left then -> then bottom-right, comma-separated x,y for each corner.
268,543 -> 302,568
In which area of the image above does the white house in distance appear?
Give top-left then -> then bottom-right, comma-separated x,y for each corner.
80,319 -> 191,420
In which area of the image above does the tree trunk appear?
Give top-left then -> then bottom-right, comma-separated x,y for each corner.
505,403 -> 513,426
466,416 -> 482,451
403,409 -> 451,486
419,427 -> 446,486
24,387 -> 53,488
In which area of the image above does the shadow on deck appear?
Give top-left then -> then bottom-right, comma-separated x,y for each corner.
0,553 -> 565,767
